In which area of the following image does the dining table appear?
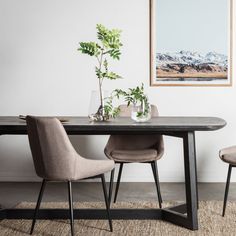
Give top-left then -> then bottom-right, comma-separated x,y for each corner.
0,116 -> 226,230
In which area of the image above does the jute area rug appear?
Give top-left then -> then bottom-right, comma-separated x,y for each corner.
0,201 -> 236,236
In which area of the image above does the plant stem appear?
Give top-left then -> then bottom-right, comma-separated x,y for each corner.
98,48 -> 105,117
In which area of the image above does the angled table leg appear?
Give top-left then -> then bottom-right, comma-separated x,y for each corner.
162,131 -> 198,230
183,131 -> 198,229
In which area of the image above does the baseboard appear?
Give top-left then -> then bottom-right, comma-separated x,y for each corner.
0,170 -> 233,182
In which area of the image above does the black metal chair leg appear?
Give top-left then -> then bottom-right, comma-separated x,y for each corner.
101,174 -> 113,232
68,181 -> 74,236
151,161 -> 162,208
30,179 -> 47,235
109,169 -> 115,205
222,164 -> 232,217
113,163 -> 123,203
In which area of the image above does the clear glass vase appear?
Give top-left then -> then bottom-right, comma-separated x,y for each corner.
88,90 -> 109,121
131,102 -> 152,122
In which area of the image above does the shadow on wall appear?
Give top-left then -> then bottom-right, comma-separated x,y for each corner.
69,135 -> 109,160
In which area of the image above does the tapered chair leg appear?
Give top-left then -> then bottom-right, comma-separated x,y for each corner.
30,179 -> 47,235
151,161 -> 162,208
101,174 -> 113,232
113,163 -> 123,203
109,169 -> 115,205
222,165 -> 232,217
68,181 -> 74,236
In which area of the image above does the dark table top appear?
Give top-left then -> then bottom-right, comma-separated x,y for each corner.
0,116 -> 226,135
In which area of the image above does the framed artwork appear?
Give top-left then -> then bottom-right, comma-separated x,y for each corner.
150,0 -> 233,86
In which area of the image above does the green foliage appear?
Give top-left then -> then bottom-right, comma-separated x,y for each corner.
104,96 -> 120,119
78,24 -> 122,82
126,83 -> 146,106
96,24 -> 122,58
110,83 -> 150,118
78,24 -> 123,121
103,84 -> 150,119
108,49 -> 121,60
113,83 -> 146,106
105,72 -> 122,80
78,42 -> 101,56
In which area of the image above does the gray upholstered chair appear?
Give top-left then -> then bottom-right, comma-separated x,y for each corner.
104,105 -> 164,208
219,145 -> 236,216
26,116 -> 115,235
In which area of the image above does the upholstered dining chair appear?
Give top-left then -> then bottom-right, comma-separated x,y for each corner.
26,116 -> 115,235
104,105 -> 164,208
219,145 -> 236,216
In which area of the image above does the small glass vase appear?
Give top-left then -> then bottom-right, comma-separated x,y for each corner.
88,90 -> 109,121
131,102 -> 152,122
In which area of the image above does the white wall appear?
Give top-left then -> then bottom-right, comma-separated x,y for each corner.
0,0 -> 235,182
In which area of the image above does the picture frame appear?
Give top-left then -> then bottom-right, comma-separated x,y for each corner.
150,0 -> 234,87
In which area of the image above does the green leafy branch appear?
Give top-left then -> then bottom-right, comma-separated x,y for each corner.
103,97 -> 120,119
78,24 -> 122,86
78,24 -> 122,120
104,83 -> 150,118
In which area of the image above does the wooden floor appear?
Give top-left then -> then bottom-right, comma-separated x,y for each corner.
0,182 -> 234,208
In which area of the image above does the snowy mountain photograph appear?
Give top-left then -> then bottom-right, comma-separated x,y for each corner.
156,51 -> 228,81
151,0 -> 232,86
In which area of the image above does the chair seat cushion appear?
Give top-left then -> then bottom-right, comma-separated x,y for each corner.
111,149 -> 158,162
74,158 -> 115,180
219,146 -> 236,165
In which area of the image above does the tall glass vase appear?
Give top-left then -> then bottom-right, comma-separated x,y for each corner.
88,90 -> 109,121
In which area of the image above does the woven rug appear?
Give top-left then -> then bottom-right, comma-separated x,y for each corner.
0,201 -> 236,236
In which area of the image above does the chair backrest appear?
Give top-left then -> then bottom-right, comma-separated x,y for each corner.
104,104 -> 164,160
26,116 -> 78,180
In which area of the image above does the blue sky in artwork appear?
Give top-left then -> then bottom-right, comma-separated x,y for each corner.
156,0 -> 228,54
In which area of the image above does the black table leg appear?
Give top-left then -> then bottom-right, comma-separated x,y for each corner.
0,135 -> 2,211
183,131 -> 198,229
193,132 -> 199,209
162,131 -> 198,230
